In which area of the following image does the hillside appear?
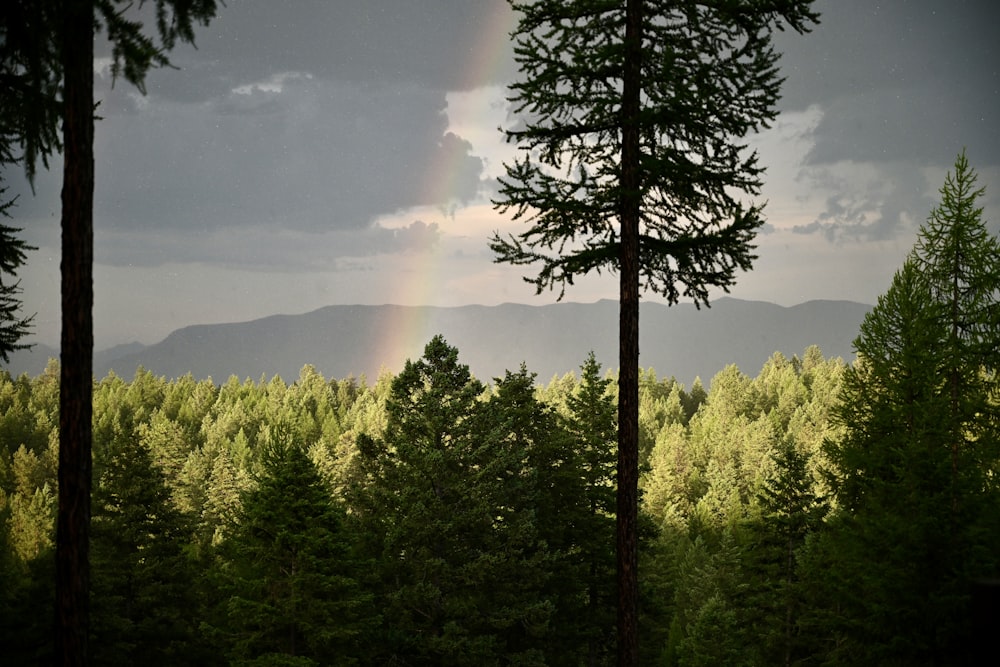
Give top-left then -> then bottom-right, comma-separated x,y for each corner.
4,298 -> 870,385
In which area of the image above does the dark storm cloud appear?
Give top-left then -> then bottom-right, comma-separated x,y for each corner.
95,220 -> 441,271
114,0 -> 516,104
775,0 -> 1000,167
9,0 -> 504,269
772,0 -> 1000,240
6,73 -> 484,263
14,0 -> 998,263
88,76 -> 485,235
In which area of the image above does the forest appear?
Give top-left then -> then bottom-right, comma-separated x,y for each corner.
2,1 -> 998,665
2,151 -> 999,664
0,333 -> 848,665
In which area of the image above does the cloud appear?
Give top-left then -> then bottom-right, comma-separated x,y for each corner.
107,0 -> 517,105
19,0 -> 510,258
775,0 -> 1000,170
84,76 -> 488,235
761,0 -> 999,246
95,220 -> 442,271
786,161 -> 935,242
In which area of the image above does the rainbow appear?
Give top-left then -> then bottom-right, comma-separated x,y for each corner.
369,2 -> 516,377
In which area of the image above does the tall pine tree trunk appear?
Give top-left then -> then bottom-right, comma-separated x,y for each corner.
56,1 -> 94,663
617,0 -> 642,663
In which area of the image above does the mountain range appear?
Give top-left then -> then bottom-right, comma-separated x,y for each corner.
3,298 -> 871,386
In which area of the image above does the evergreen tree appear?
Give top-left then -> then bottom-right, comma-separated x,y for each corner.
561,352 -> 618,665
202,446 -> 250,546
816,265 -> 960,664
819,154 -> 1000,664
638,370 -> 685,465
681,378 -> 708,424
492,4 -> 819,659
0,181 -> 35,363
350,336 -> 553,665
5,478 -> 56,564
667,533 -> 749,667
90,436 -> 205,665
215,439 -> 373,666
0,533 -> 56,664
1,4 -> 219,659
477,365 -> 566,663
910,150 -> 1000,502
643,421 -> 695,531
136,410 -> 194,507
743,441 -> 826,666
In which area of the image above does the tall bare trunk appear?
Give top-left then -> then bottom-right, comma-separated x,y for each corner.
55,2 -> 94,663
617,0 -> 642,663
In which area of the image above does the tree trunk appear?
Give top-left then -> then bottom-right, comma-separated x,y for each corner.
617,0 -> 642,664
55,2 -> 95,664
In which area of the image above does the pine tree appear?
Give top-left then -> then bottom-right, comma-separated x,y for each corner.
910,150 -> 1000,503
90,436 -> 205,665
2,5 -> 220,659
0,527 -> 55,664
477,365 -> 565,663
349,337 -> 554,665
744,441 -> 826,666
216,440 -> 374,665
0,182 -> 35,363
492,4 -> 819,659
819,153 -> 1000,664
561,352 -> 618,665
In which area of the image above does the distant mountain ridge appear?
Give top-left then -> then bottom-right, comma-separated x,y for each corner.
4,298 -> 871,386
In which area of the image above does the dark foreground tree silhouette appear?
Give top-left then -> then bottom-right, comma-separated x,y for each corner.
492,1 -> 817,662
0,183 -> 36,362
1,2 -> 217,662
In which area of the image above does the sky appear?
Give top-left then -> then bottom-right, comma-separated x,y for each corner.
6,0 -> 1000,351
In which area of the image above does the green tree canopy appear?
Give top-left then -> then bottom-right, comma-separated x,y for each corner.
90,436 -> 203,666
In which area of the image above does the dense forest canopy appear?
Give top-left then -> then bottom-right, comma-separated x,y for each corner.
1,340 -> 845,664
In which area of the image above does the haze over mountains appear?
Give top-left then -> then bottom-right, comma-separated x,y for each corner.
4,298 -> 871,386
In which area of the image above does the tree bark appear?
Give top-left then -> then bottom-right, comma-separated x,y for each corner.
617,0 -> 642,664
55,1 -> 94,664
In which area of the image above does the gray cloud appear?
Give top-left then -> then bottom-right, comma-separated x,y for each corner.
94,219 -> 441,271
32,76 -> 486,240
103,0 -> 516,105
776,0 -> 1000,169
768,0 -> 999,244
787,158 -> 998,243
10,0 -> 999,281
7,2 -> 505,279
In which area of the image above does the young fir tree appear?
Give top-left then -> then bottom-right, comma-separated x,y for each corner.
216,438 -> 374,666
350,336 -> 553,665
561,352 -> 618,665
743,441 -> 826,666
492,4 -> 819,659
910,150 -> 1000,503
90,436 -> 205,666
477,365 -> 566,663
819,154 -> 1000,664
